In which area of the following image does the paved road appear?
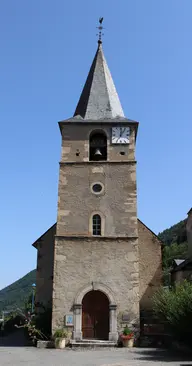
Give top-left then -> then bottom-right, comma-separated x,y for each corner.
0,347 -> 191,366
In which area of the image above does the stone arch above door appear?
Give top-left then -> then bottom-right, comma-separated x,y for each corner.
73,282 -> 118,341
74,282 -> 116,306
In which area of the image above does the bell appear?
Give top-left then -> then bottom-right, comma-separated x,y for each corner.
94,148 -> 102,156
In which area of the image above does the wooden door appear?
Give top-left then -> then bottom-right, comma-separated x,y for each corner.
82,290 -> 109,340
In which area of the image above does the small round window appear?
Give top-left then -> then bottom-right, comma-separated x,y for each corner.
91,182 -> 104,195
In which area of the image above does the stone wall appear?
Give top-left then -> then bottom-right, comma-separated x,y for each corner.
57,163 -> 137,238
56,122 -> 137,240
52,236 -> 139,333
60,124 -> 136,163
53,121 -> 140,338
35,225 -> 56,311
138,220 -> 162,310
34,219 -> 162,325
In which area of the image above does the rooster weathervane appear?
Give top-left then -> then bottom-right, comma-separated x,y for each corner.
97,17 -> 104,44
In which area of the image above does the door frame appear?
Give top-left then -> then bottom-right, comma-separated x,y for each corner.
72,282 -> 118,342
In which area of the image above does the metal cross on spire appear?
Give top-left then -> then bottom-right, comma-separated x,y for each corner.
97,17 -> 104,44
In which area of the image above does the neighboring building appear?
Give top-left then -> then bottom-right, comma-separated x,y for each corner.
32,35 -> 162,341
171,208 -> 192,284
171,258 -> 192,284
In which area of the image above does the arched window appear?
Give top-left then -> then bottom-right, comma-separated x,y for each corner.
92,214 -> 101,236
89,131 -> 107,161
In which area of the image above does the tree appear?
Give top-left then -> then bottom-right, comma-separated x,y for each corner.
158,220 -> 187,246
153,281 -> 192,346
162,242 -> 188,285
24,288 -> 36,313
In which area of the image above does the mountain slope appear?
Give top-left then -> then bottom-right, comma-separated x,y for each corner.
0,270 -> 36,312
158,219 -> 187,246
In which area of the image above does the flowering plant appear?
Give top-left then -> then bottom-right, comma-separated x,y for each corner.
14,309 -> 48,344
120,326 -> 134,340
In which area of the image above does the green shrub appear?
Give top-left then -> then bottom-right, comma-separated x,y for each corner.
153,281 -> 192,346
122,326 -> 133,336
53,328 -> 68,339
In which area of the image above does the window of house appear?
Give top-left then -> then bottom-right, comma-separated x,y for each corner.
92,214 -> 101,236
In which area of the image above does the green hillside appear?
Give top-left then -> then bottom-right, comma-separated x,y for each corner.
0,218 -> 188,311
158,219 -> 187,246
0,270 -> 36,312
158,219 -> 188,285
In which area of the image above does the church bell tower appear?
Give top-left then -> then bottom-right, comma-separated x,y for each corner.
52,25 -> 140,341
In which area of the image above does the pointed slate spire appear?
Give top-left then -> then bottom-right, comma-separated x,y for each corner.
74,41 -> 125,120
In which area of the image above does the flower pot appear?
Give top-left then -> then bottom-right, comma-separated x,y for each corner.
122,338 -> 134,348
55,337 -> 66,349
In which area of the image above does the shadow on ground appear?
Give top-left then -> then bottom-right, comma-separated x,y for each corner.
134,348 -> 192,363
0,329 -> 32,347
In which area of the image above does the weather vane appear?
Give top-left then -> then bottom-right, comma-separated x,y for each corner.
96,17 -> 104,44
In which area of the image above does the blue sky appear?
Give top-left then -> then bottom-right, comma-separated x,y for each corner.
0,0 -> 192,290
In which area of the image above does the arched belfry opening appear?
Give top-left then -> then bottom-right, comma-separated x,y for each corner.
89,131 -> 107,161
82,290 -> 109,340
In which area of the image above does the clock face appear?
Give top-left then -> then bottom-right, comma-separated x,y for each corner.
112,127 -> 130,144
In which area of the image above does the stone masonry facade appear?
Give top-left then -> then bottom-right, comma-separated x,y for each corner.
34,219 -> 162,332
56,123 -> 137,238
33,41 -> 162,341
138,220 -> 162,310
53,236 -> 139,339
33,224 -> 56,311
51,121 -> 140,341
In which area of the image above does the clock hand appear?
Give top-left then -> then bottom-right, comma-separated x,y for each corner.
120,128 -> 125,137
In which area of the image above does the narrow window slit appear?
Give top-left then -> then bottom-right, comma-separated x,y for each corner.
92,214 -> 101,236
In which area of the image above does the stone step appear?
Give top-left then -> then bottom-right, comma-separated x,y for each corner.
70,339 -> 117,348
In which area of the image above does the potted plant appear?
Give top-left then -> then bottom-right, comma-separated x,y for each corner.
53,328 -> 69,349
120,326 -> 134,348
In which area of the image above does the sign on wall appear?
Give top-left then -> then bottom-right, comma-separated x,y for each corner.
65,314 -> 73,326
122,314 -> 129,322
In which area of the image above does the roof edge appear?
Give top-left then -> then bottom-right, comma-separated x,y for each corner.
171,258 -> 191,273
32,218 -> 162,249
58,119 -> 139,138
58,117 -> 138,123
187,207 -> 192,215
32,223 -> 56,249
138,218 -> 163,245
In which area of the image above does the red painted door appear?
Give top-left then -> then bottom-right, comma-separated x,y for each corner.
82,311 -> 94,339
82,290 -> 109,340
